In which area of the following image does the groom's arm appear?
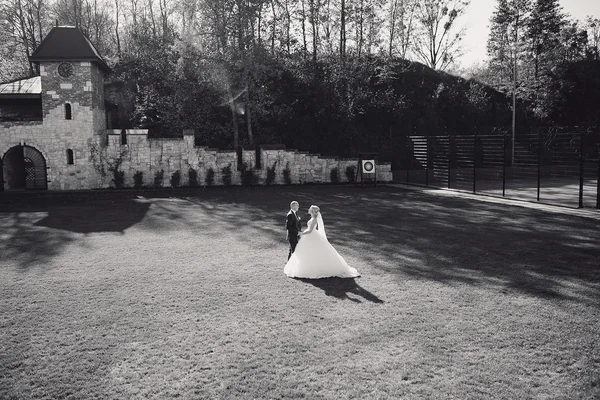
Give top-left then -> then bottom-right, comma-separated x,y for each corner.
286,214 -> 300,234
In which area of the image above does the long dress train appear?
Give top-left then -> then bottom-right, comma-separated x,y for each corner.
284,213 -> 359,279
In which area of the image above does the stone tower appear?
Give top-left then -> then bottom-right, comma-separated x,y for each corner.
30,25 -> 110,138
27,26 -> 111,189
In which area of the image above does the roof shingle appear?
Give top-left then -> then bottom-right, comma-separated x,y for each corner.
30,26 -> 110,73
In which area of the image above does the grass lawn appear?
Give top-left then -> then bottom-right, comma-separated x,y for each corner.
0,185 -> 599,399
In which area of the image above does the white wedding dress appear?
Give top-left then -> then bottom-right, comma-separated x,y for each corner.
284,213 -> 360,279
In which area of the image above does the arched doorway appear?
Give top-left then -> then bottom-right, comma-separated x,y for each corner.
1,145 -> 48,190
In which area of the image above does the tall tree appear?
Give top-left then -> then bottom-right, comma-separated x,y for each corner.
319,0 -> 331,53
268,0 -> 277,54
307,0 -> 320,62
364,0 -> 382,55
585,16 -> 599,60
298,0 -> 307,57
281,0 -> 295,54
53,0 -> 116,57
486,0 -> 530,90
559,19 -> 588,63
355,0 -> 381,58
339,0 -> 346,59
198,0 -> 242,156
114,0 -> 121,54
356,0 -> 365,58
1,0 -> 49,75
526,0 -> 564,79
412,0 -> 469,71
486,0 -> 530,163
388,0 -> 417,58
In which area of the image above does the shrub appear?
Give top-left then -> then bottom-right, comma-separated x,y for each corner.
112,169 -> 125,188
170,170 -> 181,188
206,168 -> 215,186
345,165 -> 357,183
154,169 -> 165,188
330,167 -> 340,183
133,171 -> 144,189
283,162 -> 292,184
265,162 -> 277,185
241,162 -> 259,185
188,168 -> 199,187
221,163 -> 232,186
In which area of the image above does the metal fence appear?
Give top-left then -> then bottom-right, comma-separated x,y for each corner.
394,131 -> 600,209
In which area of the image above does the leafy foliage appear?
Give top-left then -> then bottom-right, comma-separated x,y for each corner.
170,170 -> 181,188
112,170 -> 125,189
330,168 -> 340,183
133,171 -> 144,189
188,168 -> 199,187
154,169 -> 165,188
89,143 -> 128,188
240,163 -> 259,185
221,164 -> 232,186
265,162 -> 277,185
205,168 -> 215,186
345,165 -> 357,182
283,162 -> 292,185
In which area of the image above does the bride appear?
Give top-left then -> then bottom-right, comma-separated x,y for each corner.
284,205 -> 360,279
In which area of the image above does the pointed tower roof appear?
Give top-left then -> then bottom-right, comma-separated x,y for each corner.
30,26 -> 110,73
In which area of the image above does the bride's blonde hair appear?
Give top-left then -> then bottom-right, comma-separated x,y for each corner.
309,205 -> 320,215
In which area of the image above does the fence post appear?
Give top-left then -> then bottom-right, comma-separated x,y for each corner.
537,131 -> 542,202
406,136 -> 410,184
579,131 -> 584,208
503,132 -> 506,197
473,132 -> 477,193
426,136 -> 429,187
597,139 -> 599,209
448,136 -> 452,189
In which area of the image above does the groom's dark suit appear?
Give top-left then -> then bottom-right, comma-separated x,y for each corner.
286,210 -> 302,260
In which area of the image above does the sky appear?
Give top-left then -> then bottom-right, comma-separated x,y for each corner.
458,0 -> 600,68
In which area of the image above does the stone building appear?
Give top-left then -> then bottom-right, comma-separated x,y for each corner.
0,26 -> 391,191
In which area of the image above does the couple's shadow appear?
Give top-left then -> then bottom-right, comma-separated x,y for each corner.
297,277 -> 384,304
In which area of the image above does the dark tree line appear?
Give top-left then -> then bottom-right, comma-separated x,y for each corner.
480,0 -> 599,126
1,0 -> 598,168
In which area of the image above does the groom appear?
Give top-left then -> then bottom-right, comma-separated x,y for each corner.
286,201 -> 302,260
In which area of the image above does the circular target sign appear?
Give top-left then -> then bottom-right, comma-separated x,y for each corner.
362,160 -> 375,174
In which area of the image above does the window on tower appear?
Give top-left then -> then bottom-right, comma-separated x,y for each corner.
67,149 -> 74,165
65,103 -> 72,120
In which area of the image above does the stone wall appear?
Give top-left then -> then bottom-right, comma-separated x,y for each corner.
0,119 -> 101,190
1,123 -> 391,190
102,129 -> 392,187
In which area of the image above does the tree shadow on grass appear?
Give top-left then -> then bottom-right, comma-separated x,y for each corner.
0,191 -> 152,269
0,212 -> 77,270
297,277 -> 385,304
2,185 -> 599,306
32,201 -> 151,233
181,185 -> 600,306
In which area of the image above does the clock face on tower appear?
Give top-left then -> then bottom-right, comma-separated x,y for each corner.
58,62 -> 73,78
